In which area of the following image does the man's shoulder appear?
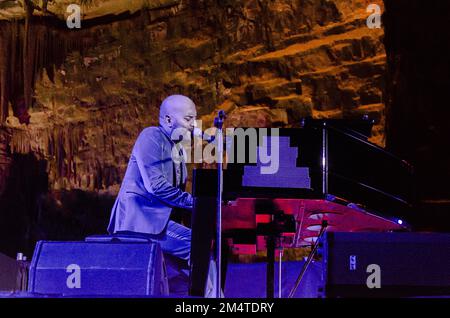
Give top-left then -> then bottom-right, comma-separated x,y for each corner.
132,127 -> 165,151
141,126 -> 161,134
139,126 -> 163,139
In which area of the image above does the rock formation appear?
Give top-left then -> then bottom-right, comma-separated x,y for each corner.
0,0 -> 387,255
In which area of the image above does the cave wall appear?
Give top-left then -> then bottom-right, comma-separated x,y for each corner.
0,0 -> 386,256
383,0 -> 450,231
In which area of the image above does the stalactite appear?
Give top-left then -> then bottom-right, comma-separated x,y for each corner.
0,23 -> 11,123
6,121 -> 85,190
23,1 -> 33,113
1,5 -> 179,191
0,15 -> 93,125
0,16 -> 101,191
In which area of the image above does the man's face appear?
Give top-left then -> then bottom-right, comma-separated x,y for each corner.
169,101 -> 197,133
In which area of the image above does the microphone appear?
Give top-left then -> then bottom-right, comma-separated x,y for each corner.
193,110 -> 228,145
192,127 -> 215,143
214,110 -> 226,129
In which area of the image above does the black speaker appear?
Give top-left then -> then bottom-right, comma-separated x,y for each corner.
0,253 -> 19,292
317,232 -> 450,297
28,238 -> 169,296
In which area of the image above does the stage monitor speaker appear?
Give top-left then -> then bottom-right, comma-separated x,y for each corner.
28,240 -> 168,296
0,252 -> 19,292
318,232 -> 450,297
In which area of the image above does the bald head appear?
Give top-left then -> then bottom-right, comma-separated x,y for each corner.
159,95 -> 197,135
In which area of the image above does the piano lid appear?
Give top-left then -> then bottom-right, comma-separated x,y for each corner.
300,116 -> 375,140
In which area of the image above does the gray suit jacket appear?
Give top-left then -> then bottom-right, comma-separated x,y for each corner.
107,126 -> 193,235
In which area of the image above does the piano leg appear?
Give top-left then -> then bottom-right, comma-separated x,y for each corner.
266,235 -> 276,298
189,197 -> 215,296
189,196 -> 229,297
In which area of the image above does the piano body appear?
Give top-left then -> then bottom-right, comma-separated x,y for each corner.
189,118 -> 414,296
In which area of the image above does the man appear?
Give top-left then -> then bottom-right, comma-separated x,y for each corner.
107,94 -> 196,266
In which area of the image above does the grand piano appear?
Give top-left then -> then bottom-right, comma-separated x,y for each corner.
188,117 -> 414,297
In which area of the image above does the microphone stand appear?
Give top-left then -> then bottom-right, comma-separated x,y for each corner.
288,220 -> 328,298
214,110 -> 226,298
